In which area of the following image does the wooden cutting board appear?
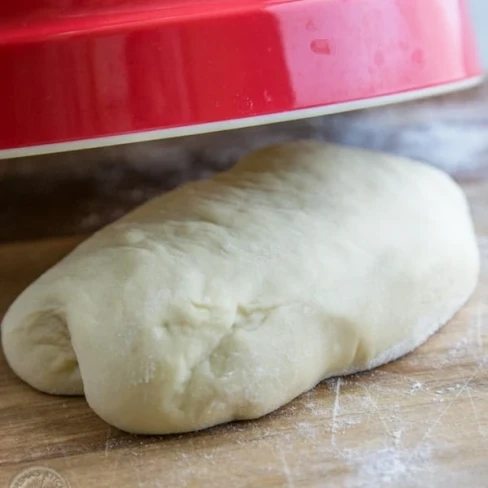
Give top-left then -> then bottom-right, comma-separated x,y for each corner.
1,178 -> 487,488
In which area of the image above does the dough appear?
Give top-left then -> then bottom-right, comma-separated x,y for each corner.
1,141 -> 479,434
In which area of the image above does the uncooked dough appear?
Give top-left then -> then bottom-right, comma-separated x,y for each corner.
1,141 -> 479,434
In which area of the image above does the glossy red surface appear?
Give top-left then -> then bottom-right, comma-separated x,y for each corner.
0,0 -> 483,153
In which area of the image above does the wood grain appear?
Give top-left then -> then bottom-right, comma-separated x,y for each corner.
0,179 -> 487,488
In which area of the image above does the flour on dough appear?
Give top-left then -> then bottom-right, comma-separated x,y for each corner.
1,141 -> 479,434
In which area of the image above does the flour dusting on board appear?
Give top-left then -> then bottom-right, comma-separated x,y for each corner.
254,370 -> 480,488
343,444 -> 433,488
299,378 -> 436,487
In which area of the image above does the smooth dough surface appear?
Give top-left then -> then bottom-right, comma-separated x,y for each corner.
1,141 -> 479,434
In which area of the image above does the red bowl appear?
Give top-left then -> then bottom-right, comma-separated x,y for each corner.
0,0 -> 483,158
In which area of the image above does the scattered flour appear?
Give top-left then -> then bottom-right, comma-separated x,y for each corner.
343,444 -> 433,488
409,382 -> 423,394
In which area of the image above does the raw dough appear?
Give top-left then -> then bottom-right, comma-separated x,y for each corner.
1,141 -> 479,434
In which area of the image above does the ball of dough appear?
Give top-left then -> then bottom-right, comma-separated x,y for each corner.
1,141 -> 479,434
